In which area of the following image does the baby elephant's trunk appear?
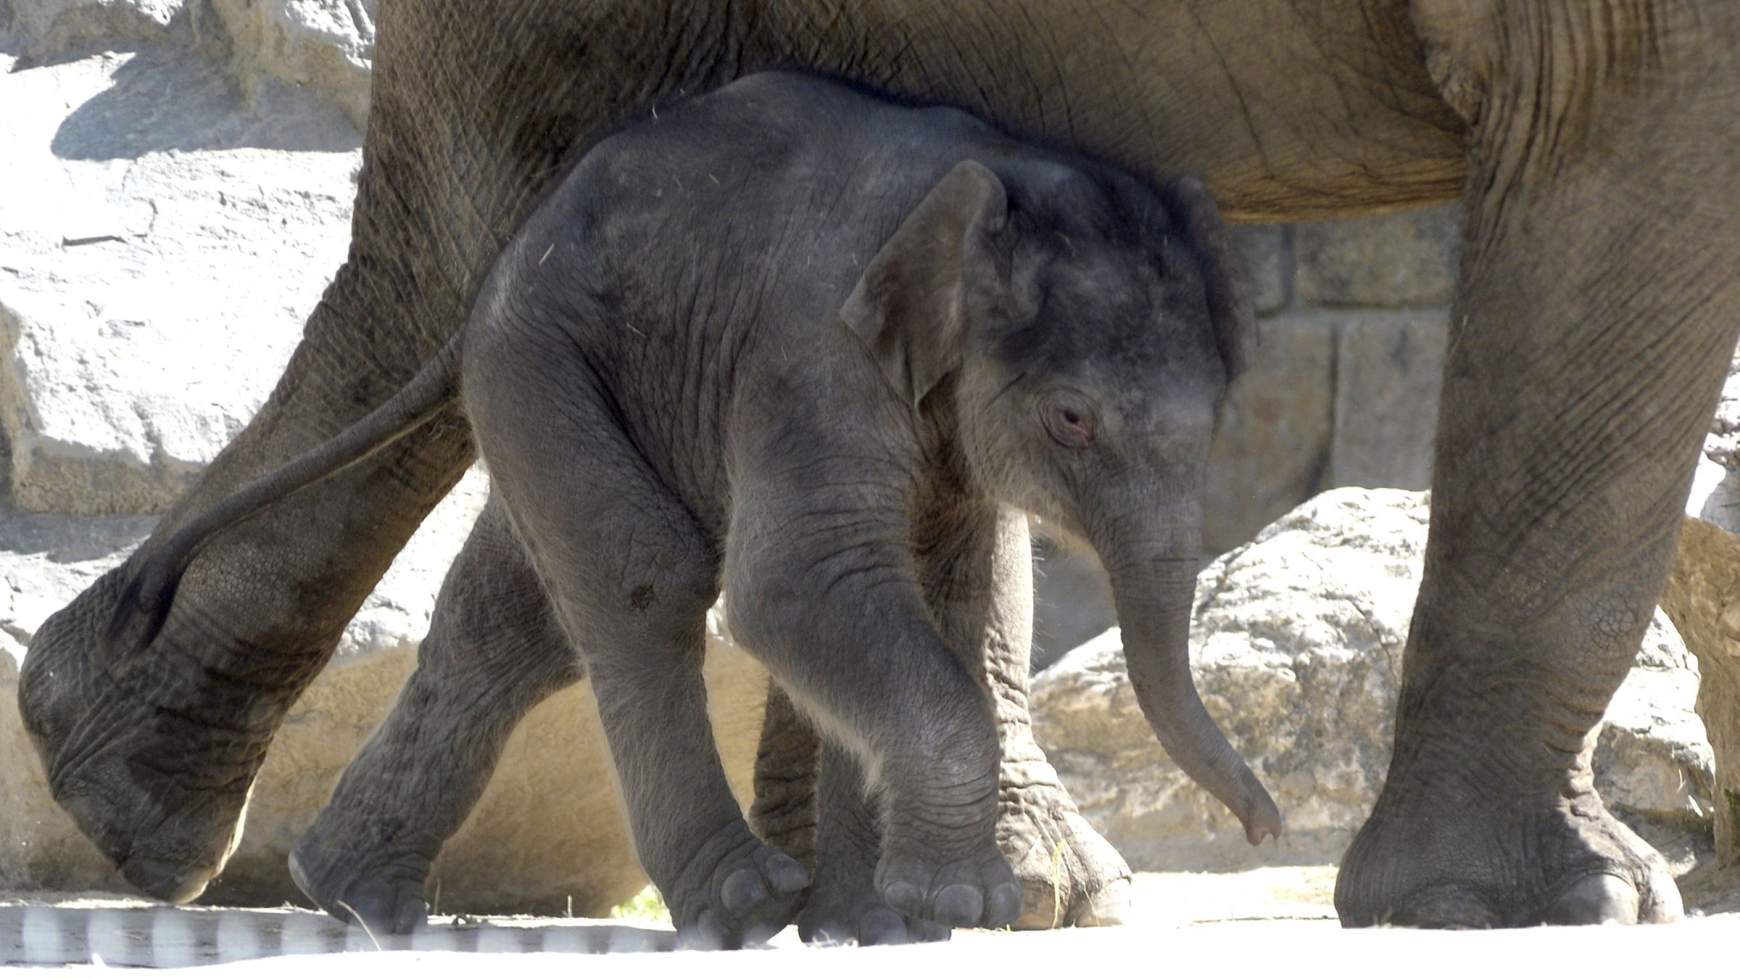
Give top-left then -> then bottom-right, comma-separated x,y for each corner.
1104,552 -> 1283,846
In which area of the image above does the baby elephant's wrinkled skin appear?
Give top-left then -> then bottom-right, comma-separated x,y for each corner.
105,71 -> 1270,948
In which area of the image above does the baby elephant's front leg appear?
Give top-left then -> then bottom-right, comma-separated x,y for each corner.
727,507 -> 1021,931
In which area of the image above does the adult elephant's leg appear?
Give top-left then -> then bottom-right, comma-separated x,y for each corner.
289,495 -> 580,934
17,234 -> 476,900
1336,0 -> 1740,927
15,2 -> 638,902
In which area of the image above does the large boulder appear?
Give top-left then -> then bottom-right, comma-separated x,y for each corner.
205,0 -> 377,129
1676,347 -> 1740,867
1661,517 -> 1740,865
5,0 -> 376,126
1031,488 -> 1715,871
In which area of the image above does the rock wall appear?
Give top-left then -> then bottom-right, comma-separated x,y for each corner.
1210,209 -> 1456,552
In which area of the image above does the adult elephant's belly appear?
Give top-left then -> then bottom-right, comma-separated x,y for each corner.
736,0 -> 1470,220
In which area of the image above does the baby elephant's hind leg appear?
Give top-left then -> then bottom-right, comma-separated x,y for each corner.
467,324 -> 809,949
290,495 -> 581,934
798,739 -> 950,946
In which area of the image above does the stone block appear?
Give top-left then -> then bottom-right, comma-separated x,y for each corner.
1329,310 -> 1449,491
1228,225 -> 1289,315
1295,205 -> 1461,307
1204,313 -> 1335,554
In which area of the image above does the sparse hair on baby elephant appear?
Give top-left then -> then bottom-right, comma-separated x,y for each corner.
104,70 -> 1277,947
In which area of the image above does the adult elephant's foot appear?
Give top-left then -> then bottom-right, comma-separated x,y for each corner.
288,820 -> 432,935
1336,781 -> 1683,927
18,574 -> 262,903
995,761 -> 1132,928
664,822 -> 809,950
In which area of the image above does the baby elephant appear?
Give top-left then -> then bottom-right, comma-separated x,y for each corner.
110,70 -> 1279,946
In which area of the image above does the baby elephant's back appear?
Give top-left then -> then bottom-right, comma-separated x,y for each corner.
564,72 -> 1000,303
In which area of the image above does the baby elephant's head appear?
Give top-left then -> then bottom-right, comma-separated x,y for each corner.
842,158 -> 1279,847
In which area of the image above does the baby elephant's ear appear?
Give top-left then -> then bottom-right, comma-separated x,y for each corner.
1160,176 -> 1256,384
841,160 -> 1009,409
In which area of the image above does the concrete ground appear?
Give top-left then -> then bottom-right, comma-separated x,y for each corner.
6,866 -> 1737,974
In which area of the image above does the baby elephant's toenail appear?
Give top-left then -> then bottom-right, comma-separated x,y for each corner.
986,880 -> 1022,926
883,880 -> 923,914
722,868 -> 771,914
765,852 -> 811,894
934,883 -> 984,927
858,908 -> 911,946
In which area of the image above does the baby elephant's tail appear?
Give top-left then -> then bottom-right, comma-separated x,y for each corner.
104,337 -> 465,657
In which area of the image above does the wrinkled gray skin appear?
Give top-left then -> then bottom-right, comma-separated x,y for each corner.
102,72 -> 1271,947
20,0 -> 1740,932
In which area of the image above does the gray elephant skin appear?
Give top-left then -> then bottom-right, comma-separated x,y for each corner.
104,71 -> 1272,947
18,0 -> 1740,932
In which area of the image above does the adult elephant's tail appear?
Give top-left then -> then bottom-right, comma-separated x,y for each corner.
103,336 -> 465,657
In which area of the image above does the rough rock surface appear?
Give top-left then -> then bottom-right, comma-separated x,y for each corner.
1031,488 -> 1715,871
5,0 -> 376,126
206,0 -> 376,129
0,39 -> 359,514
1679,348 -> 1740,866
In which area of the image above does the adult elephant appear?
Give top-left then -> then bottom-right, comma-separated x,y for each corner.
19,0 -> 1738,929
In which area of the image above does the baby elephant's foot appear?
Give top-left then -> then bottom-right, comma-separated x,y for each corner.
288,832 -> 430,935
799,848 -> 949,946
876,828 -> 1021,930
997,769 -> 1133,927
666,823 -> 810,950
877,774 -> 1021,929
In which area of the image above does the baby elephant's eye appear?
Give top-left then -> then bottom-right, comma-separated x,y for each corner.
1040,395 -> 1097,449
